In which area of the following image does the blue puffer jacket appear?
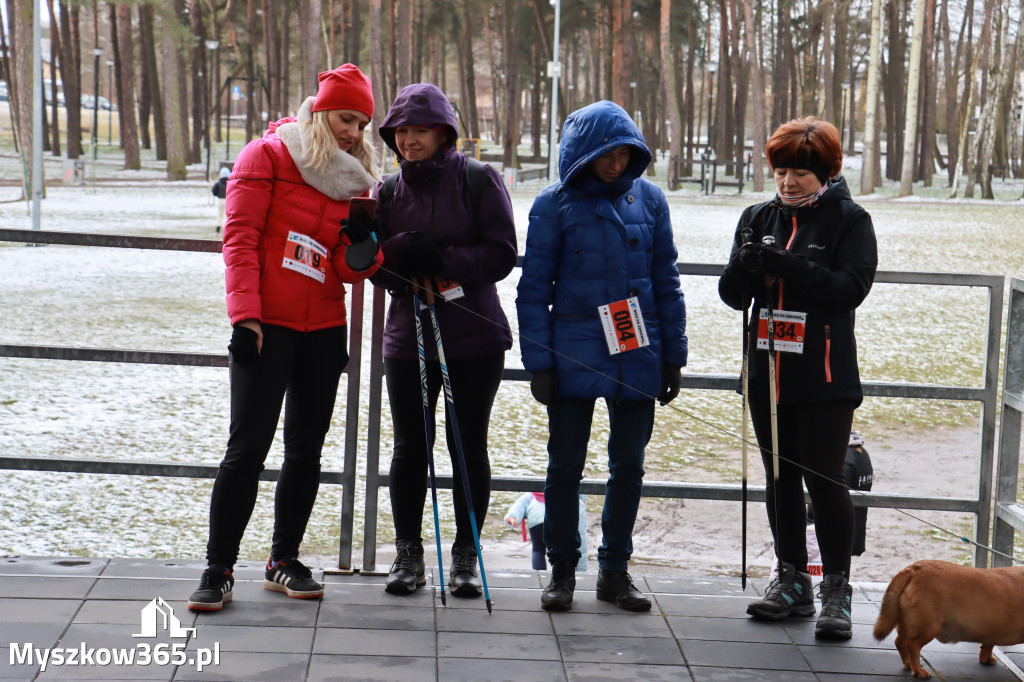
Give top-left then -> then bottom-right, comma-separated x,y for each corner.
516,101 -> 687,401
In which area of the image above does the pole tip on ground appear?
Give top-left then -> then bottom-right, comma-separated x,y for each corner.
486,599 -> 493,614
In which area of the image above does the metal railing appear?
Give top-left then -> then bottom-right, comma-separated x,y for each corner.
0,228 -> 1008,572
992,277 -> 1024,566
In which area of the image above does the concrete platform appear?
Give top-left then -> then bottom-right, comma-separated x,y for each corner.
1,556 -> 1023,681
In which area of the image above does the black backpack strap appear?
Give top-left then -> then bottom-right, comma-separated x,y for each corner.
464,157 -> 488,209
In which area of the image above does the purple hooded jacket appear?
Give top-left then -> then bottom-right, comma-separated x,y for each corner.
371,83 -> 517,361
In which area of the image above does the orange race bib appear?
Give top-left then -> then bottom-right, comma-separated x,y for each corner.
756,308 -> 806,354
282,231 -> 329,283
434,277 -> 465,301
599,297 -> 649,355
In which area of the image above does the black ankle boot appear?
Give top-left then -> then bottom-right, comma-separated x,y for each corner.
448,544 -> 482,598
385,540 -> 425,595
596,569 -> 651,612
541,559 -> 577,611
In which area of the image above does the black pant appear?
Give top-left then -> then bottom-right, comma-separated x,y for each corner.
749,399 -> 856,577
205,324 -> 348,568
384,353 -> 503,548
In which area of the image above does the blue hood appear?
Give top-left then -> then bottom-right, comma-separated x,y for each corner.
378,83 -> 459,160
558,100 -> 652,190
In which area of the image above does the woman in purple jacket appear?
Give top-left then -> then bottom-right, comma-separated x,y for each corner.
370,83 -> 517,598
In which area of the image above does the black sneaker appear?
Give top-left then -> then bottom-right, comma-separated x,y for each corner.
746,561 -> 815,620
187,564 -> 234,611
448,544 -> 482,598
264,557 -> 324,599
385,540 -> 426,595
541,559 -> 577,612
815,573 -> 853,639
596,569 -> 652,612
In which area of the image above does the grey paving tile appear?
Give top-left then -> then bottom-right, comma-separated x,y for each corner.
0,597 -> 81,623
782,618 -> 892,648
472,569 -> 545,589
437,631 -> 560,661
557,634 -> 685,665
172,651 -> 309,681
312,627 -> 434,657
438,656 -> 565,681
550,610 -> 672,637
436,586 -> 539,613
306,653 -> 435,682
87,578 -> 196,601
74,599 -> 195,627
0,556 -> 107,576
920,649 -> 1020,680
566,661 -> 692,681
316,602 -> 436,630
187,596 -> 320,628
58,623 -> 181,650
0,576 -> 96,599
322,580 -> 435,607
0,622 -> 68,649
646,574 -> 756,597
799,641 -> 914,675
188,624 -> 314,653
689,667 -> 817,681
668,615 -> 793,644
682,639 -> 811,671
817,674 -> 932,682
0,648 -> 37,680
654,592 -> 755,618
436,605 -> 554,635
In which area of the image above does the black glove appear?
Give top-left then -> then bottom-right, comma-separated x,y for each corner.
757,242 -> 800,277
736,241 -> 762,274
657,364 -> 682,405
530,370 -> 559,406
339,213 -> 377,245
227,325 -> 259,366
340,216 -> 380,272
406,231 -> 444,278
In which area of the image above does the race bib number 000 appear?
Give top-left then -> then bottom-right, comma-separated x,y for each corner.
282,231 -> 329,283
756,308 -> 806,354
599,297 -> 649,355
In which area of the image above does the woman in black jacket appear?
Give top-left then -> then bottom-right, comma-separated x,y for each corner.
718,116 -> 877,640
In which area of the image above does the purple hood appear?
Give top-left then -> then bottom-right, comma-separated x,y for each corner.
379,83 -> 460,160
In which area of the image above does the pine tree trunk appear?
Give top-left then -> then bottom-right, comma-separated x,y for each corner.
461,0 -> 479,139
116,4 -> 140,169
743,0 -> 765,191
158,0 -> 188,180
59,0 -> 83,158
660,0 -> 681,190
501,0 -> 520,167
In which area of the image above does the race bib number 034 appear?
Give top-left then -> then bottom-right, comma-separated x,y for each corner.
757,308 -> 806,354
282,231 -> 329,283
599,297 -> 649,355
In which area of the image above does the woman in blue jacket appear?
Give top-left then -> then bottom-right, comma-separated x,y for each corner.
516,100 -> 687,613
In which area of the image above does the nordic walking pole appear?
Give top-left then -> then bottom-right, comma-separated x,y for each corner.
739,228 -> 753,591
762,235 -> 782,534
422,281 -> 494,614
411,278 -> 447,607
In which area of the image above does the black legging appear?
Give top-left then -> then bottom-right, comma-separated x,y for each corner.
749,399 -> 856,577
384,353 -> 504,549
206,324 -> 348,568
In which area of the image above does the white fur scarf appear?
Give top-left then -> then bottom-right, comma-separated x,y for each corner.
275,96 -> 374,201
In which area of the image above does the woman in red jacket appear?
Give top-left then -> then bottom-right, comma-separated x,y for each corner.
188,64 -> 382,612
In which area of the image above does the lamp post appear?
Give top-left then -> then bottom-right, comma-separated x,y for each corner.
629,81 -> 637,121
705,61 -> 718,195
205,39 -> 219,182
841,80 -> 850,151
106,59 -> 114,145
91,48 -> 102,157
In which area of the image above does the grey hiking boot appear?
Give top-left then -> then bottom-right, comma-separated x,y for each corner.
746,561 -> 815,620
385,540 -> 426,595
448,544 -> 482,598
541,559 -> 577,612
815,572 -> 853,639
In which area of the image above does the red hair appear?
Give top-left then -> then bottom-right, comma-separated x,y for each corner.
765,116 -> 842,182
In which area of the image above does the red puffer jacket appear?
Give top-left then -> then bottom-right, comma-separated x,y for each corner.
223,98 -> 382,331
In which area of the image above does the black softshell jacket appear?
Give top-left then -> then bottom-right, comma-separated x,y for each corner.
718,176 -> 877,406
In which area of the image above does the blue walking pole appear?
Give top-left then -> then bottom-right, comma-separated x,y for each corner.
411,279 -> 447,607
421,280 -> 493,614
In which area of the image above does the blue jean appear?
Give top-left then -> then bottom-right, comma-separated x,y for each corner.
543,398 -> 654,571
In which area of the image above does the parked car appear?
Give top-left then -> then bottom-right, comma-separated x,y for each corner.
0,81 -> 8,102
80,94 -> 115,111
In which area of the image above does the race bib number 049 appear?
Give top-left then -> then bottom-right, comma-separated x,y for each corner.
757,308 -> 806,354
599,297 -> 650,355
282,231 -> 329,283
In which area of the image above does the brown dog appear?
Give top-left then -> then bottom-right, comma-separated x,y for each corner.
873,559 -> 1024,678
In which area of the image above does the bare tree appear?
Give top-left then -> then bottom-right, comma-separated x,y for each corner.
157,0 -> 189,179
501,0 -> 521,167
661,0 -> 682,189
743,0 -> 765,191
899,0 -> 926,196
115,5 -> 140,169
58,0 -> 83,158
860,0 -> 882,194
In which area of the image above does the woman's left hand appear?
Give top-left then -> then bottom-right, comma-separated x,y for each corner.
757,242 -> 799,277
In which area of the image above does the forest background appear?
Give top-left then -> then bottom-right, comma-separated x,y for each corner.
3,0 -> 1024,200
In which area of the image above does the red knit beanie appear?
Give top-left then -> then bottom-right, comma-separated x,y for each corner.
311,64 -> 374,119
